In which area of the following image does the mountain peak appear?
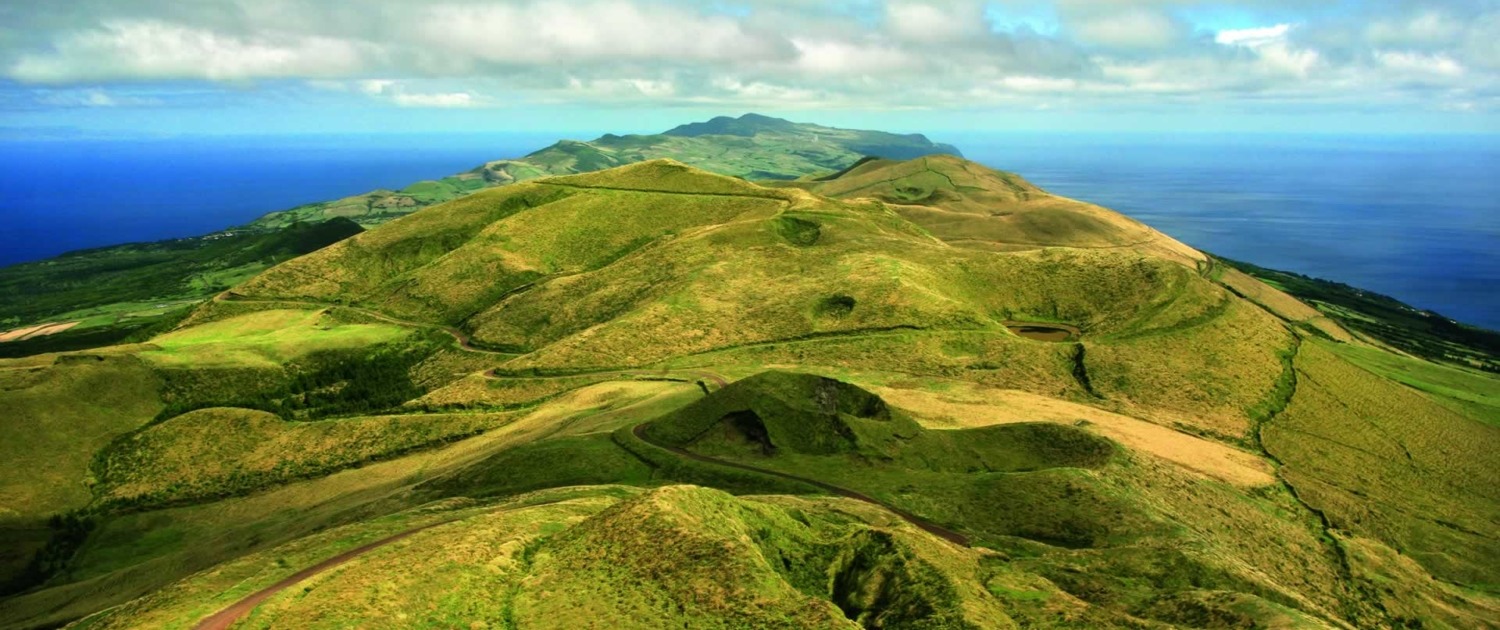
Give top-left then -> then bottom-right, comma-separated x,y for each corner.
663,113 -> 800,137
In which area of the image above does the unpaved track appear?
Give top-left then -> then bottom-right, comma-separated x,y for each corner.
191,368 -> 965,628
630,423 -> 970,547
192,519 -> 454,630
484,367 -> 729,388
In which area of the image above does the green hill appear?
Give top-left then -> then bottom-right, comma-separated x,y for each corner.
0,115 -> 958,355
249,113 -> 960,230
0,219 -> 364,358
1,149 -> 1497,629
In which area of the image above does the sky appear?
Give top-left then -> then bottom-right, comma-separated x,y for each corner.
0,0 -> 1496,137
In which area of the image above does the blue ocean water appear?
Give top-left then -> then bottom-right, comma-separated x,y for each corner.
0,133 -> 561,264
0,132 -> 1496,329
956,134 -> 1500,330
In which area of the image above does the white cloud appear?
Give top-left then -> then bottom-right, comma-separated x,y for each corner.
416,2 -> 786,66
1000,75 -> 1077,92
1366,12 -> 1462,48
1070,9 -> 1186,50
9,20 -> 366,83
1216,24 -> 1292,48
885,1 -> 987,43
1213,24 -> 1318,79
390,91 -> 475,108
1377,51 -> 1465,78
352,79 -> 477,108
790,39 -> 918,75
0,1 -> 1494,115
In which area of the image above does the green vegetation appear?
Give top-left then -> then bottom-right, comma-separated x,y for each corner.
3,146 -> 1498,629
0,115 -> 953,360
1221,255 -> 1500,370
641,372 -> 1130,548
248,113 -> 959,230
139,308 -> 410,369
1327,339 -> 1500,424
0,220 -> 362,351
1264,341 -> 1500,592
94,408 -> 512,512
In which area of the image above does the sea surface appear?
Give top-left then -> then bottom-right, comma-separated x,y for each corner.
0,133 -> 560,263
956,133 -> 1500,330
1,132 -> 1496,329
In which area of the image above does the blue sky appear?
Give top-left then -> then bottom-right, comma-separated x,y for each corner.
1,0 -> 1495,137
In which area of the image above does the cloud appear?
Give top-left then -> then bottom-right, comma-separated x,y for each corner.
0,0 -> 1494,116
10,19 -> 366,83
1070,9 -> 1187,50
1216,24 -> 1292,47
414,2 -> 788,67
354,78 -> 478,108
885,1 -> 988,43
1377,51 -> 1465,78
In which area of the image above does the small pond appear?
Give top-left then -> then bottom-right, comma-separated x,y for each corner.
1003,321 -> 1079,342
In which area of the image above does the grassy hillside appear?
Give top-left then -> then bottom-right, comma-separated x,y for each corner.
2,156 -> 1498,629
0,115 -> 956,358
249,113 -> 959,230
0,219 -> 363,357
1221,255 -> 1500,370
779,155 -> 1204,266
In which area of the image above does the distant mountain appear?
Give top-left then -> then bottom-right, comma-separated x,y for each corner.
5,156 -> 1496,629
249,114 -> 961,229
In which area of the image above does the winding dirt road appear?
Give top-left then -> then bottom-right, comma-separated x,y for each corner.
192,519 -> 454,630
190,370 -> 963,628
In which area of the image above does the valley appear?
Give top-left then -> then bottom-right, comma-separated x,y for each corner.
0,121 -> 1496,629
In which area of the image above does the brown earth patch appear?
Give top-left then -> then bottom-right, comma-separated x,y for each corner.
877,385 -> 1275,487
0,322 -> 79,343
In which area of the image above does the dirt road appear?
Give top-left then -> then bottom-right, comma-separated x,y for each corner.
192,519 -> 452,630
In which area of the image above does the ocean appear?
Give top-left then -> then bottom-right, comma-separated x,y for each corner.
956,133 -> 1500,330
0,132 -> 1495,329
0,133 -> 560,263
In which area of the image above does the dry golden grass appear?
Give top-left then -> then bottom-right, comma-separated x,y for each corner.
1089,298 -> 1294,441
412,372 -> 606,408
876,384 -> 1275,487
0,321 -> 81,342
794,155 -> 1205,267
0,323 -> 52,342
495,379 -> 699,439
1219,267 -> 1353,342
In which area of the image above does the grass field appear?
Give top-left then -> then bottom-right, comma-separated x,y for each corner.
1326,340 -> 1500,424
95,408 -> 516,510
3,154 -> 1497,629
1264,341 -> 1500,596
139,309 -> 409,368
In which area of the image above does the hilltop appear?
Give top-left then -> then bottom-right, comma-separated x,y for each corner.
0,115 -> 958,351
2,156 -> 1497,629
249,113 -> 960,229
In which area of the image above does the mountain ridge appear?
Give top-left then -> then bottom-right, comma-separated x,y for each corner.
249,113 -> 961,230
1,151 -> 1497,629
